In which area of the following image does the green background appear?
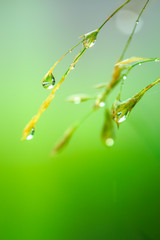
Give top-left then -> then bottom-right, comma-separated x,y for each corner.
0,0 -> 160,239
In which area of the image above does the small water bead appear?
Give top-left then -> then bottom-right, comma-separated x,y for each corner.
83,39 -> 96,48
88,40 -> 96,48
106,138 -> 114,147
70,64 -> 75,70
99,101 -> 105,108
122,74 -> 127,80
82,29 -> 98,49
155,58 -> 160,63
136,20 -> 139,24
138,63 -> 142,66
26,128 -> 35,140
42,73 -> 55,89
118,115 -> 127,123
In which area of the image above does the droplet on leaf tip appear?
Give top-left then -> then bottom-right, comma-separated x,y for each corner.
42,73 -> 55,89
123,74 -> 127,80
105,138 -> 114,147
26,128 -> 35,141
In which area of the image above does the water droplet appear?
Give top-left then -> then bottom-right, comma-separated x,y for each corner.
82,29 -> 98,48
74,97 -> 81,104
70,64 -> 75,70
118,115 -> 127,123
155,58 -> 160,63
123,74 -> 127,80
26,128 -> 35,140
106,138 -> 114,147
116,10 -> 143,35
116,110 -> 130,123
138,62 -> 142,66
42,73 -> 55,89
83,39 -> 96,48
136,20 -> 139,24
99,102 -> 105,108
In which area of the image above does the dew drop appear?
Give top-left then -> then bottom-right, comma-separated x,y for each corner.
106,138 -> 114,147
70,64 -> 75,70
155,58 -> 160,63
42,73 -> 55,89
99,101 -> 105,108
116,10 -> 143,35
138,63 -> 142,66
123,74 -> 127,80
89,40 -> 96,48
26,128 -> 35,141
117,111 -> 130,123
118,115 -> 127,123
83,39 -> 96,48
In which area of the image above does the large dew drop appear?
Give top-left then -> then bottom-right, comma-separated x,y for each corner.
82,29 -> 99,49
26,128 -> 35,140
42,73 -> 55,89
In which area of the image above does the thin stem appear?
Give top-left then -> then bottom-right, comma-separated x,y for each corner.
51,109 -> 95,157
98,0 -> 132,31
119,58 -> 160,94
22,48 -> 87,140
119,0 -> 149,61
140,78 -> 160,95
47,40 -> 83,75
98,0 -> 150,103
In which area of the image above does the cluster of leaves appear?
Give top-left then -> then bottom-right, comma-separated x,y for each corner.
22,0 -> 160,157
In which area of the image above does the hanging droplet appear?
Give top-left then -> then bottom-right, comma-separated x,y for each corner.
82,29 -> 99,49
73,96 -> 81,104
117,111 -> 130,123
42,73 -> 55,89
136,20 -> 139,24
113,77 -> 160,125
138,62 -> 142,66
122,74 -> 127,80
26,128 -> 35,140
70,64 -> 75,70
105,138 -> 114,147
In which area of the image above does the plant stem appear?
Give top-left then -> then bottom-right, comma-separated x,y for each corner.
118,57 -> 160,95
47,40 -> 83,75
97,0 -> 150,105
22,48 -> 87,140
98,0 -> 132,31
119,0 -> 149,61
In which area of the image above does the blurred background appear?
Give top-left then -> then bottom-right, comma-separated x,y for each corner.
0,0 -> 160,239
